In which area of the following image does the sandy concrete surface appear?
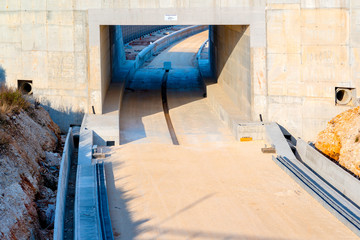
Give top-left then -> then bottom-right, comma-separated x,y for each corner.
109,31 -> 358,239
105,142 -> 357,240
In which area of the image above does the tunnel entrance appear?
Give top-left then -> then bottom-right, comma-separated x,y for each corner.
88,8 -> 265,119
99,24 -> 252,119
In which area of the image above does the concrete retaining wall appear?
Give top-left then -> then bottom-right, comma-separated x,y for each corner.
54,127 -> 74,240
296,139 -> 360,207
211,25 -> 252,119
1,2 -> 360,140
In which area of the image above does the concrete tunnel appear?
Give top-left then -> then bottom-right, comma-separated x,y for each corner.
100,24 -> 252,116
93,25 -> 253,143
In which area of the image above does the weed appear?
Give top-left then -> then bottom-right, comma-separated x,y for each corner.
0,85 -> 30,115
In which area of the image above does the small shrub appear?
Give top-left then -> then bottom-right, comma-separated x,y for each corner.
0,85 -> 30,114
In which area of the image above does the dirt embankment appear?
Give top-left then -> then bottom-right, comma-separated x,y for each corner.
0,103 -> 62,239
315,106 -> 360,177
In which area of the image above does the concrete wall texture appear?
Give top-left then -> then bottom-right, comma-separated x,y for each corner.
0,0 -> 359,140
211,25 -> 251,119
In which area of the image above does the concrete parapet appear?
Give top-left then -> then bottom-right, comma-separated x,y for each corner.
54,127 -> 75,240
265,122 -> 297,160
296,139 -> 360,207
78,123 -> 94,165
266,123 -> 360,237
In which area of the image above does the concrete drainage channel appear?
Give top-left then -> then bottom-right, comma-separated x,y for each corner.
53,125 -> 113,239
261,123 -> 360,237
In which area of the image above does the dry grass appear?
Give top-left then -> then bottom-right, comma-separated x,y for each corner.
0,85 -> 30,115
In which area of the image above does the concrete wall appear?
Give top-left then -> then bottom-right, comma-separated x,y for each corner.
211,25 -> 251,119
266,2 -> 358,140
111,26 -> 126,81
100,25 -> 111,111
1,0 -> 359,140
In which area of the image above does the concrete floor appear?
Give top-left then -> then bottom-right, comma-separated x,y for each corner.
106,31 -> 358,239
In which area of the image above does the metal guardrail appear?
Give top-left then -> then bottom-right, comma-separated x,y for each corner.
273,155 -> 360,237
96,162 -> 114,240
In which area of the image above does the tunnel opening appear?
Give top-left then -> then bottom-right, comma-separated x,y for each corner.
99,24 -> 252,115
96,24 -> 253,144
92,23 -> 255,145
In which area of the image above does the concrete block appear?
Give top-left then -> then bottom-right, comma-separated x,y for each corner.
351,0 -> 360,8
21,11 -> 46,24
301,9 -> 349,46
351,9 -> 360,47
267,0 -> 300,3
0,43 -> 21,58
21,24 -> 47,51
75,0 -> 101,10
47,0 -> 75,10
129,0 -> 160,8
20,0 -> 46,11
351,48 -> 360,96
48,52 -> 75,84
302,98 -> 340,119
21,51 -> 48,81
0,0 -> 20,11
47,25 -> 74,52
301,45 -> 350,84
159,0 -> 176,8
220,0 -> 266,7
267,53 -> 301,96
0,26 -> 21,43
301,0 -> 349,8
189,0 -> 217,8
237,122 -> 268,140
0,12 -> 21,26
46,11 -> 74,25
252,47 -> 266,95
253,95 -> 268,119
267,6 -> 301,54
301,118 -> 328,140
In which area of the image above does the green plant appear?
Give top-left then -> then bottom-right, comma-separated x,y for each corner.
0,85 -> 30,114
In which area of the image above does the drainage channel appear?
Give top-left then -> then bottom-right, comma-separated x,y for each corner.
96,162 -> 114,240
63,147 -> 78,239
161,71 -> 179,145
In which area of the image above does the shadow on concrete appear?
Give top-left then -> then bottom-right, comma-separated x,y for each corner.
40,100 -> 84,133
138,226 -> 297,240
105,160 -> 296,240
119,64 -> 204,145
0,65 -> 6,84
105,161 -> 150,239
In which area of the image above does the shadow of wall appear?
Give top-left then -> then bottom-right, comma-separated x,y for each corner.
0,65 -> 6,84
41,101 -> 84,134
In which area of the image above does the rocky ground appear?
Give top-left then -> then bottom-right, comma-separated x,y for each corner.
0,103 -> 63,239
315,106 -> 360,177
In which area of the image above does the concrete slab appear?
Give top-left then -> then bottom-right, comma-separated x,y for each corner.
105,141 -> 358,240
106,27 -> 358,240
